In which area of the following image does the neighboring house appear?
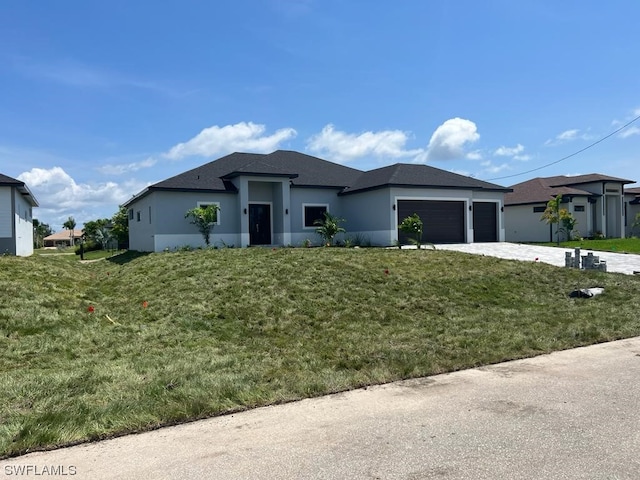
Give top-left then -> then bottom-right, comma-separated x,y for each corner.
43,230 -> 84,248
123,150 -> 511,252
624,186 -> 640,237
504,174 -> 635,242
0,173 -> 39,256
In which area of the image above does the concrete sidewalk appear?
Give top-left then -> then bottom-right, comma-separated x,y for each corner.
3,338 -> 640,479
434,242 -> 640,275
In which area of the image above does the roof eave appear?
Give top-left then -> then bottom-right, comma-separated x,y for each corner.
340,183 -> 512,196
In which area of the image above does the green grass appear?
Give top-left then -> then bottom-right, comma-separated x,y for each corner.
1,247 -> 640,458
537,237 -> 640,254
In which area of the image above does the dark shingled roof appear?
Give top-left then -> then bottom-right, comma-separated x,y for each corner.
150,150 -> 363,192
0,173 -> 23,185
625,186 -> 640,195
545,173 -> 634,187
506,174 -> 635,206
124,151 -> 511,206
0,173 -> 39,206
340,163 -> 510,194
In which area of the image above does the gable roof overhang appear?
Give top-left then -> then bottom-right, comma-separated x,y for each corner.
121,184 -> 238,208
339,182 -> 512,196
0,174 -> 39,207
221,171 -> 298,180
339,163 -> 512,196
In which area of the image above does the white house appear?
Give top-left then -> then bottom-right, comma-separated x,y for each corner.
0,173 -> 39,256
504,174 -> 635,242
123,150 -> 512,251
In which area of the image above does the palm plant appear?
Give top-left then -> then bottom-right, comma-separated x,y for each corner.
185,205 -> 220,246
62,216 -> 77,246
314,211 -> 346,246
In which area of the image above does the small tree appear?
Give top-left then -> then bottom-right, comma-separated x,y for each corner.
632,212 -> 640,235
559,209 -> 578,240
185,205 -> 220,246
540,195 -> 576,244
32,219 -> 52,248
399,213 -> 424,249
111,206 -> 129,249
314,211 -> 345,246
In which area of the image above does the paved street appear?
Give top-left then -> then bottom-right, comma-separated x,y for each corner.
434,242 -> 640,275
3,338 -> 640,480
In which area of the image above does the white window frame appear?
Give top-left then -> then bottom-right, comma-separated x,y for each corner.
302,203 -> 329,229
197,201 -> 221,225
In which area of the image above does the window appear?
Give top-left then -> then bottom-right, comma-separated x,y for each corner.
574,205 -> 585,212
533,206 -> 546,213
197,202 -> 220,225
136,211 -> 141,222
128,209 -> 134,220
303,204 -> 328,228
148,206 -> 152,224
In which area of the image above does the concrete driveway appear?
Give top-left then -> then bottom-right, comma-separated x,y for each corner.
3,338 -> 640,480
434,242 -> 640,275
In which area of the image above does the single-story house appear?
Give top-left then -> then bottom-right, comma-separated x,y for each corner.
0,173 -> 39,256
123,150 -> 512,251
43,230 -> 84,248
624,186 -> 640,237
504,174 -> 635,242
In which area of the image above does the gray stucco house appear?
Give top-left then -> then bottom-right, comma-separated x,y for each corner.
0,173 -> 39,256
504,174 -> 635,242
123,150 -> 511,251
624,186 -> 640,237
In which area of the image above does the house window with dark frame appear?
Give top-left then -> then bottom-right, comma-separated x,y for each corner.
574,205 -> 585,212
303,205 -> 328,228
532,206 -> 546,213
136,211 -> 141,222
128,209 -> 134,220
196,202 -> 220,225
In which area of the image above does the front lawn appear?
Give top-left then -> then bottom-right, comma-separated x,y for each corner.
1,248 -> 640,458
537,237 -> 640,254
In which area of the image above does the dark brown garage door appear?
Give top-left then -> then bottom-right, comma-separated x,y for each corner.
473,202 -> 498,242
397,200 -> 465,244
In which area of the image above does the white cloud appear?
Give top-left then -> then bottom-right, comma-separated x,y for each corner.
306,124 -> 423,163
97,157 -> 157,175
164,122 -> 297,160
10,56 -> 181,96
422,118 -> 480,162
618,126 -> 640,139
480,160 -> 510,174
513,154 -> 531,161
465,150 -> 483,161
544,128 -> 595,146
17,167 -> 142,227
494,144 -> 524,156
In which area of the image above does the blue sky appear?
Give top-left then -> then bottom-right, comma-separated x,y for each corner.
1,0 -> 639,230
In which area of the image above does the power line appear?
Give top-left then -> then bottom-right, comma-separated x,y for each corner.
486,113 -> 640,182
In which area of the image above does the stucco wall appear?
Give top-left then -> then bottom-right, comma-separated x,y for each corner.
505,204 -> 551,243
625,195 -> 640,237
339,189 -> 392,246
14,189 -> 34,256
289,187 -> 343,246
0,187 -> 12,239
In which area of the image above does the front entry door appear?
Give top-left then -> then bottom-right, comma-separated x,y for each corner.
249,204 -> 271,245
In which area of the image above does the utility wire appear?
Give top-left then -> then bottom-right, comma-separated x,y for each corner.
487,113 -> 640,182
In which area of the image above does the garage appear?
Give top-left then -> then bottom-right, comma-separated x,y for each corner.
397,200 -> 465,244
473,202 -> 498,242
